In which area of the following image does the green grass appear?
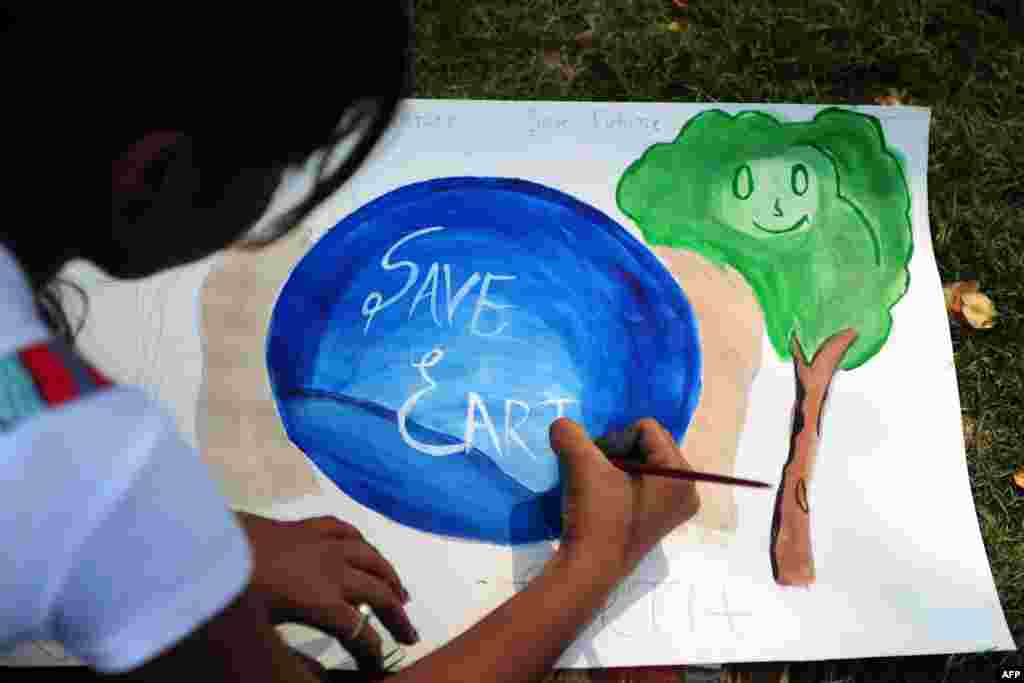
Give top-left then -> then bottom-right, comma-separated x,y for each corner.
409,1 -> 1022,680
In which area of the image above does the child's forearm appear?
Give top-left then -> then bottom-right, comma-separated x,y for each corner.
386,551 -> 623,683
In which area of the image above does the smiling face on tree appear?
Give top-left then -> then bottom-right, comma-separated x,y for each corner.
715,146 -> 831,240
617,108 -> 913,371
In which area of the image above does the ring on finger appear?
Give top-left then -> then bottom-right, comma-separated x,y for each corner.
350,602 -> 372,640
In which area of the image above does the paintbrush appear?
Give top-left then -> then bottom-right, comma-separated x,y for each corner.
593,428 -> 772,489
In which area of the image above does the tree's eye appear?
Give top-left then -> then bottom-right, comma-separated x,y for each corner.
791,163 -> 809,196
732,164 -> 753,200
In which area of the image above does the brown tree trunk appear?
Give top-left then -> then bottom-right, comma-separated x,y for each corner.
770,328 -> 858,586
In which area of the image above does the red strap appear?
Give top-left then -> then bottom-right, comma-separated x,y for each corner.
85,363 -> 112,388
18,342 -> 79,405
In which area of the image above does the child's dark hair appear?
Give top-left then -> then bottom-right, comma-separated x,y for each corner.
8,5 -> 413,344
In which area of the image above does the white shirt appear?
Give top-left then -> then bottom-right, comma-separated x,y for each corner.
0,244 -> 253,674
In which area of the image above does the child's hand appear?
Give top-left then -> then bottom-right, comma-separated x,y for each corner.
236,512 -> 418,670
549,418 -> 701,580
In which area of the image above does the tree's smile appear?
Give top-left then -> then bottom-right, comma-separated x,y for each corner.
752,214 -> 810,234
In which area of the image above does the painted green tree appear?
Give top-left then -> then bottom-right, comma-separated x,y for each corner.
617,107 -> 913,586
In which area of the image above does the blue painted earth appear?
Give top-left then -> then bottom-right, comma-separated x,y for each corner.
266,177 -> 701,545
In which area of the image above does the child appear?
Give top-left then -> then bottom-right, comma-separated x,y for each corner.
2,7 -> 701,682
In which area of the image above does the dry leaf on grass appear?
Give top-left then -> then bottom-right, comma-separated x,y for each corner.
574,28 -> 595,49
944,280 -> 998,329
962,414 -> 994,451
667,19 -> 689,32
962,414 -> 978,449
873,89 -> 911,106
1013,467 -> 1024,493
541,48 -> 579,82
